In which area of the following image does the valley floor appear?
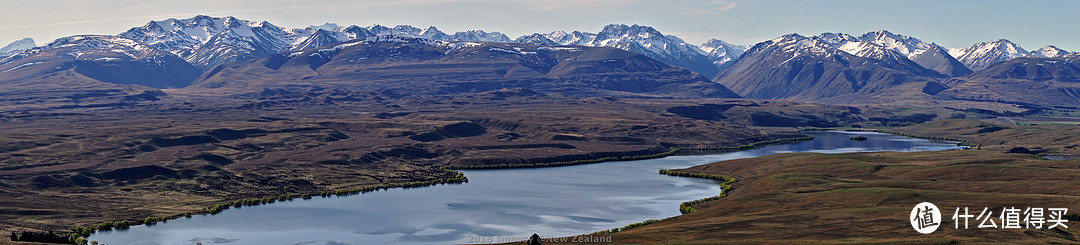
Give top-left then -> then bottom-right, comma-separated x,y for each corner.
0,94 -> 825,237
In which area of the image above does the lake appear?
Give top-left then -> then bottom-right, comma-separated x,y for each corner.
89,131 -> 963,245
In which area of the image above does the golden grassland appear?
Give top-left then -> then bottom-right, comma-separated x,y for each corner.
541,150 -> 1080,244
514,120 -> 1080,244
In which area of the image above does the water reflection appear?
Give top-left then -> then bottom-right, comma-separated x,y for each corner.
1043,155 -> 1080,160
90,131 -> 962,245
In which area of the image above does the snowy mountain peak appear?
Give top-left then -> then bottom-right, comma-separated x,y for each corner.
700,39 -> 743,54
856,30 -> 935,58
515,33 -> 558,45
256,21 -> 276,28
809,30 -> 936,59
223,16 -> 246,28
993,39 -> 1025,53
451,30 -> 511,42
770,33 -> 807,43
0,38 -> 36,57
593,24 -> 675,47
123,15 -> 262,50
340,25 -> 373,39
815,32 -> 859,46
1028,45 -> 1073,58
365,24 -> 423,37
598,24 -> 659,36
583,24 -> 723,77
543,31 -> 596,46
700,38 -> 746,67
767,34 -> 840,56
810,32 -> 909,61
948,39 -> 1028,71
393,25 -> 423,36
592,24 -> 691,56
309,23 -> 340,31
419,26 -> 451,40
839,41 -> 908,62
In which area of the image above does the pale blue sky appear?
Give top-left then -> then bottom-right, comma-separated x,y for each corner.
0,0 -> 1076,51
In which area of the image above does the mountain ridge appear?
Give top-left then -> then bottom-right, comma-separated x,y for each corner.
714,33 -> 944,103
9,15 -> 1076,80
188,36 -> 740,99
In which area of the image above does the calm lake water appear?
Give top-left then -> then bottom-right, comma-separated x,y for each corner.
1043,155 -> 1080,160
90,131 -> 963,245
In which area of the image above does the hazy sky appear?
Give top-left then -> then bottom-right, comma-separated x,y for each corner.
1,0 -> 1076,51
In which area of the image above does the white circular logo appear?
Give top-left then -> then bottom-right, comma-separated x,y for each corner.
910,202 -> 941,234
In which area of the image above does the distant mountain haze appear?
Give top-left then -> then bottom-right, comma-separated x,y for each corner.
0,38 -> 35,57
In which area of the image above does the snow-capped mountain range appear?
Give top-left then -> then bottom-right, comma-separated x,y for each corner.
1,15 -> 1075,78
809,30 -> 970,76
1,16 -> 745,78
116,16 -> 520,69
715,33 -> 943,101
517,25 -> 739,77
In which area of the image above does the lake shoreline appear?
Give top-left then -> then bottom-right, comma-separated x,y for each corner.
87,131 -> 961,244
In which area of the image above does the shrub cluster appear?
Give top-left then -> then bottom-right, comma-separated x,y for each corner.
679,136 -> 815,153
9,230 -> 72,244
659,169 -> 737,214
884,131 -> 967,143
144,216 -> 159,225
592,219 -> 663,234
447,136 -> 815,170
64,169 -> 470,243
449,148 -> 681,169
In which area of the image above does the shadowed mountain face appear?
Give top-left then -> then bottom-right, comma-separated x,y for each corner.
714,34 -> 942,102
968,56 -> 1080,82
935,55 -> 1080,107
0,36 -> 184,111
188,36 -> 739,99
0,35 -> 199,89
911,45 -> 973,77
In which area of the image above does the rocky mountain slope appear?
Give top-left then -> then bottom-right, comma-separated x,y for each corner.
948,39 -> 1028,71
525,25 -> 732,78
0,35 -> 192,111
0,38 -> 35,57
814,31 -> 971,77
934,54 -> 1080,107
1028,45 -> 1073,58
0,35 -> 199,89
714,34 -> 943,103
910,45 -> 973,77
118,16 -> 519,70
700,38 -> 745,71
